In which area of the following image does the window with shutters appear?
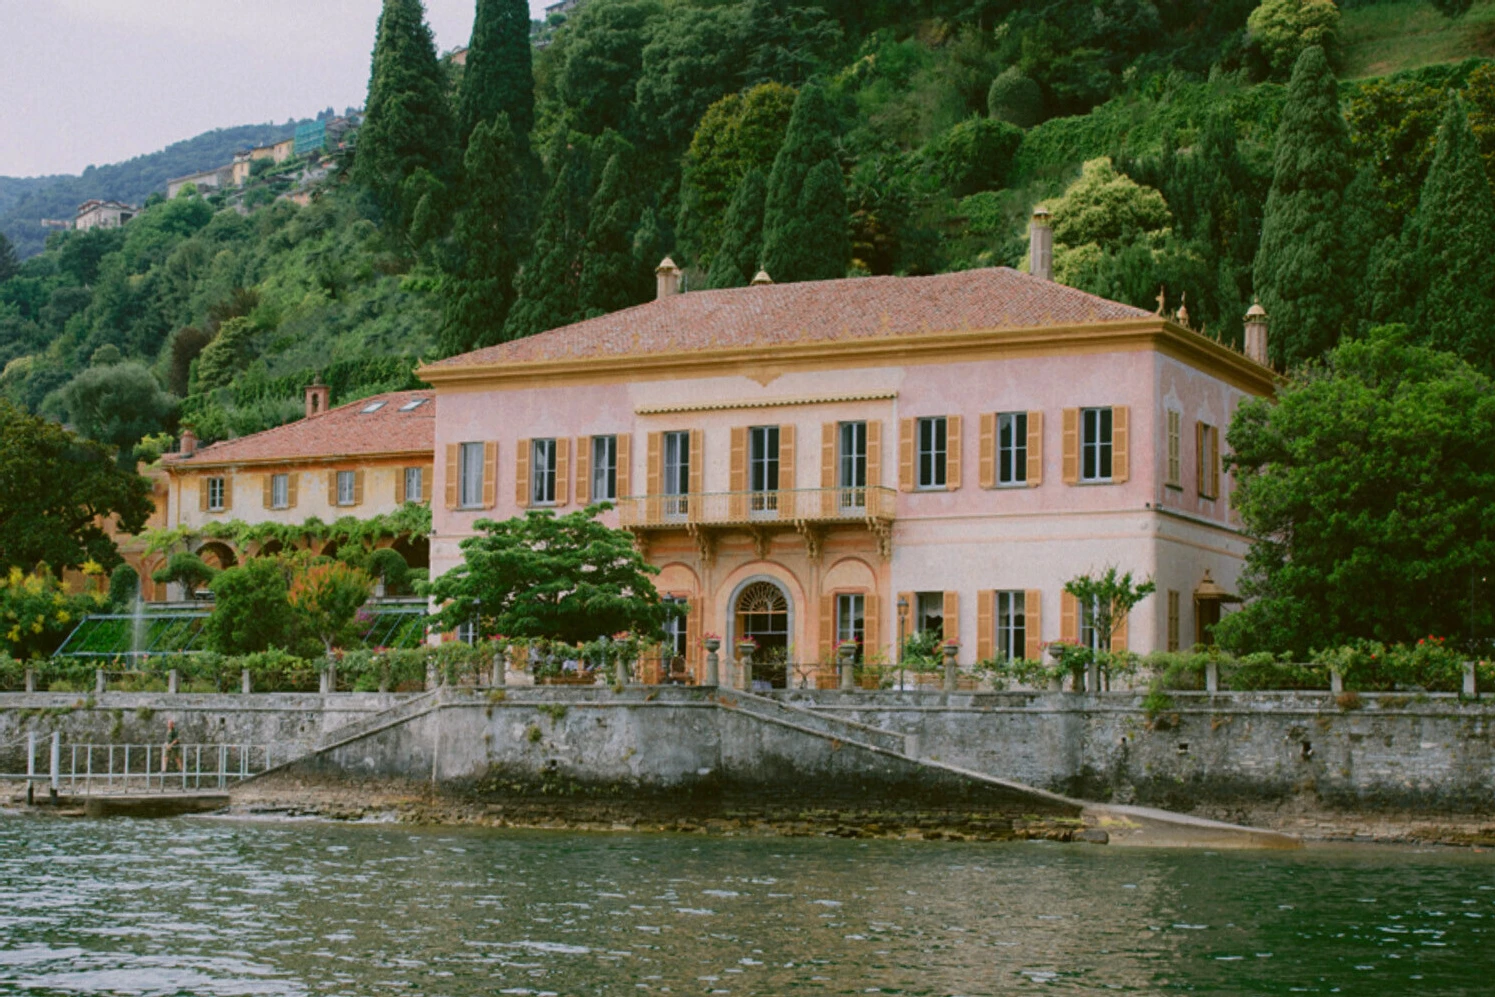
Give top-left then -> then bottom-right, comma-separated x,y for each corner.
1078,595 -> 1103,650
591,435 -> 617,501
404,467 -> 424,504
662,430 -> 690,518
915,591 -> 945,637
995,591 -> 1027,661
336,470 -> 356,506
1081,407 -> 1113,482
531,439 -> 558,505
997,413 -> 1028,486
271,473 -> 289,509
917,417 -> 947,489
749,426 -> 780,514
459,442 -> 485,509
207,477 -> 226,512
836,593 -> 865,662
838,421 -> 867,508
1198,422 -> 1218,499
1167,590 -> 1180,652
663,595 -> 689,660
1166,410 -> 1182,489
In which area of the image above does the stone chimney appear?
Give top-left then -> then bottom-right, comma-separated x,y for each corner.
305,375 -> 331,419
655,256 -> 682,299
1244,301 -> 1269,366
751,270 -> 774,286
179,426 -> 197,457
1029,206 -> 1053,282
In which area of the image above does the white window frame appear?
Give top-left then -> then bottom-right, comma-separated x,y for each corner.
207,477 -> 226,512
662,430 -> 690,518
997,412 -> 1027,486
836,593 -> 865,661
1081,407 -> 1113,483
749,425 -> 779,515
839,421 -> 867,507
995,590 -> 1026,661
917,416 -> 947,490
336,470 -> 356,506
663,595 -> 689,660
271,473 -> 289,510
404,466 -> 424,504
591,435 -> 617,501
915,591 -> 945,637
459,442 -> 485,509
531,438 -> 558,506
1079,595 -> 1103,651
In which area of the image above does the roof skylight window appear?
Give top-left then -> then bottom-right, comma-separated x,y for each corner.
361,401 -> 387,413
398,398 -> 429,412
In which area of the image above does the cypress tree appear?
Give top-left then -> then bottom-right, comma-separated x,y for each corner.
577,154 -> 651,318
440,114 -> 525,356
762,85 -> 848,283
1251,46 -> 1355,366
1386,98 -> 1495,372
503,135 -> 593,340
706,169 -> 767,289
355,0 -> 456,229
457,0 -> 535,144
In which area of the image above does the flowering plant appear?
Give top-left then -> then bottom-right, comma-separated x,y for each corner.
702,633 -> 722,643
735,635 -> 760,649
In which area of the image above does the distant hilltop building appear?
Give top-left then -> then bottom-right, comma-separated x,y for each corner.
166,164 -> 235,199
74,199 -> 137,231
249,138 -> 296,166
546,0 -> 584,15
448,45 -> 467,66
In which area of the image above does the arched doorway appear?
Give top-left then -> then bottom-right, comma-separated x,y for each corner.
734,579 -> 791,689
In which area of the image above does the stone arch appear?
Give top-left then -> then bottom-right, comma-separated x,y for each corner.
822,555 -> 877,593
193,540 -> 238,572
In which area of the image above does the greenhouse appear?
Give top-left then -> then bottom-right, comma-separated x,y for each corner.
54,604 -> 430,658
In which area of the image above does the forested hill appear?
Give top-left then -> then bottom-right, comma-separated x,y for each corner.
0,122 -> 303,258
1,0 -> 1493,469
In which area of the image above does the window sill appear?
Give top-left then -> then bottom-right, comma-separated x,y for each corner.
1165,483 -> 1183,492
994,481 -> 1028,489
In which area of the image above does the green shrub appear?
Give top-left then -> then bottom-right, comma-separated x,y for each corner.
108,563 -> 140,608
988,68 -> 1043,128
922,117 -> 1024,197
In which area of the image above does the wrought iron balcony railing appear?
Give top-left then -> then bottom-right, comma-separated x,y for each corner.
616,486 -> 896,530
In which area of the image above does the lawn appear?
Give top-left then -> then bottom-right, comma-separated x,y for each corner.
1340,0 -> 1495,78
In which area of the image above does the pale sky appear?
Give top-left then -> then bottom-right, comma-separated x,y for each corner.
0,0 -> 552,178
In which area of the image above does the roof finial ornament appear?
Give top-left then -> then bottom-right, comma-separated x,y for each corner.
1155,285 -> 1166,316
1175,290 -> 1189,329
751,270 -> 773,286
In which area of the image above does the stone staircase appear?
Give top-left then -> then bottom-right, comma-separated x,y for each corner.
316,687 -> 446,751
716,689 -> 910,755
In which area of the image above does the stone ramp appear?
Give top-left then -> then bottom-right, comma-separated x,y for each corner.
316,688 -> 445,749
719,690 -> 910,755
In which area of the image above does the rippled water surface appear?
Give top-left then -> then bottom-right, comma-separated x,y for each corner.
3,814 -> 1495,995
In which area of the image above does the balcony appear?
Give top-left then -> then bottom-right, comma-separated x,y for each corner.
617,487 -> 896,561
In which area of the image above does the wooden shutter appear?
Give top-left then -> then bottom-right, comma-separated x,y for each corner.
616,434 -> 632,499
574,437 -> 590,505
1027,411 -> 1044,487
1111,605 -> 1129,652
863,593 -> 880,663
515,439 -> 531,507
222,476 -> 232,511
646,432 -> 661,520
819,593 -> 834,661
1209,425 -> 1220,500
866,419 -> 882,489
327,470 -> 338,506
976,590 -> 995,661
978,413 -> 996,489
482,441 -> 498,509
898,418 -> 914,491
943,591 -> 959,645
778,424 -> 795,492
287,472 -> 298,509
555,437 -> 570,507
1112,406 -> 1130,483
1062,408 -> 1079,484
421,464 -> 432,505
445,444 -> 459,510
820,422 -> 836,516
688,429 -> 704,495
897,591 -> 914,642
1195,422 -> 1205,495
1024,590 -> 1043,661
262,474 -> 273,509
1167,590 -> 1180,652
199,478 -> 208,512
352,469 -> 365,506
945,415 -> 962,490
1060,590 -> 1078,643
686,597 -> 702,671
729,427 -> 747,493
395,467 -> 406,505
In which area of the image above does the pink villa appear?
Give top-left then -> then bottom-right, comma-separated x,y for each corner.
418,238 -> 1275,686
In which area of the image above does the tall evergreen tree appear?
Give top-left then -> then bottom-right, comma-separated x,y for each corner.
577,154 -> 651,318
0,232 -> 18,283
441,114 -> 525,356
1251,46 -> 1355,366
707,169 -> 767,289
762,85 -> 848,283
503,135 -> 593,340
457,0 -> 535,144
1375,98 -> 1495,373
354,0 -> 456,230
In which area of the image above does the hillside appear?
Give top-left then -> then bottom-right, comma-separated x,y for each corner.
1,0 -> 1492,467
1340,0 -> 1495,78
0,122 -> 302,258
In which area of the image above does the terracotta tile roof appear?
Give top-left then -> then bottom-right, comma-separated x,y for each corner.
164,390 -> 435,467
424,268 -> 1155,369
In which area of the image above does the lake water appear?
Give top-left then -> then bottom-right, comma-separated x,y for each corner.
1,814 -> 1493,995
